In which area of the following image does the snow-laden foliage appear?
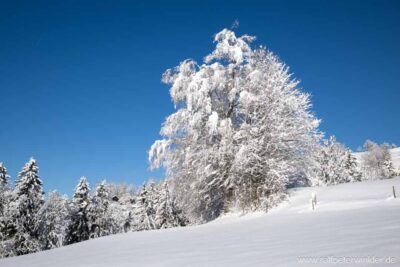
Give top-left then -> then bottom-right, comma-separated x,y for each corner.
65,177 -> 91,245
87,181 -> 116,238
0,163 -> 10,217
0,159 -> 45,257
361,140 -> 396,179
37,191 -> 69,250
133,181 -> 157,231
314,136 -> 362,186
155,181 -> 187,229
149,29 -> 321,222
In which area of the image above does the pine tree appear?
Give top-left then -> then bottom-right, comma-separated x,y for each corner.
65,177 -> 90,245
37,191 -> 69,250
11,158 -> 44,255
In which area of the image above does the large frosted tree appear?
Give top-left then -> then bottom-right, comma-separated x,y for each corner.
149,29 -> 321,222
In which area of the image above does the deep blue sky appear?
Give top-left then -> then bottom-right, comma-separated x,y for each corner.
0,0 -> 399,195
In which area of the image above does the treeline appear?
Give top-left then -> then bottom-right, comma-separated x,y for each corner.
0,159 -> 187,258
313,137 -> 397,186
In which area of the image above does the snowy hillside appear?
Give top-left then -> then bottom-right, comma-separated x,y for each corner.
2,178 -> 400,267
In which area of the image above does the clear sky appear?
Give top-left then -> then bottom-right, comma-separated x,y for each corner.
0,0 -> 399,195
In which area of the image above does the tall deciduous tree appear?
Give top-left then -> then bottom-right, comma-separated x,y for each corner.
149,29 -> 321,221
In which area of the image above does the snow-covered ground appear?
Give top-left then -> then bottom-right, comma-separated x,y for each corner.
2,177 -> 400,267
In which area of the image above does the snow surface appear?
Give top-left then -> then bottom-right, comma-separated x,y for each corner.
2,178 -> 400,266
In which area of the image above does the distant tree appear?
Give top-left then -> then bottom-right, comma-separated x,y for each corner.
65,177 -> 90,245
361,140 -> 395,179
37,191 -> 69,250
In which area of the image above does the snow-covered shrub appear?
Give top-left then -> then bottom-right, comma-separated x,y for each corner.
361,140 -> 396,179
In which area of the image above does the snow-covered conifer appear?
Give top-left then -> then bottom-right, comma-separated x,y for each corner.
345,150 -> 363,182
10,158 -> 44,255
87,181 -> 115,238
65,177 -> 90,245
0,162 -> 10,216
155,181 -> 186,229
133,182 -> 157,231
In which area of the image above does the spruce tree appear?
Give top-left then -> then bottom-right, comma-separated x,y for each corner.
65,177 -> 90,245
11,158 -> 44,255
87,181 -> 114,238
155,181 -> 186,229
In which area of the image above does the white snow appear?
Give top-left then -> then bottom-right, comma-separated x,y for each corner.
2,177 -> 400,267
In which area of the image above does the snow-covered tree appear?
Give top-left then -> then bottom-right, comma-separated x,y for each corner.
149,29 -> 321,221
361,140 -> 395,179
383,158 -> 396,178
133,182 -> 157,231
65,177 -> 90,245
0,162 -> 10,216
345,150 -> 363,182
37,191 -> 69,250
106,183 -> 135,233
155,181 -> 187,229
315,137 -> 350,185
0,162 -> 12,258
87,181 -> 115,238
8,158 -> 44,255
